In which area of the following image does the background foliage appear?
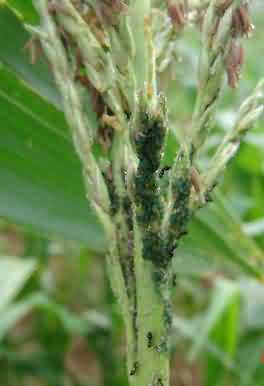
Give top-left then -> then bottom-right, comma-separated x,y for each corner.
0,1 -> 264,385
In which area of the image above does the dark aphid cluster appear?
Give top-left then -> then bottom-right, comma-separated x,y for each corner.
134,109 -> 168,267
135,172 -> 161,225
134,110 -> 166,226
102,169 -> 120,216
159,166 -> 171,178
147,331 -> 153,348
166,176 -> 192,257
164,298 -> 173,332
129,361 -> 139,376
142,232 -> 167,268
159,166 -> 171,194
172,273 -> 177,287
133,107 -> 193,269
135,112 -> 167,174
157,378 -> 164,386
122,195 -> 133,231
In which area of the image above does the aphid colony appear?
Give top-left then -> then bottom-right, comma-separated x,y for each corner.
134,105 -> 192,269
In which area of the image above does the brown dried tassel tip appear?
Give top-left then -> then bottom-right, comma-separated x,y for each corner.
225,40 -> 244,89
167,1 -> 186,30
232,4 -> 254,37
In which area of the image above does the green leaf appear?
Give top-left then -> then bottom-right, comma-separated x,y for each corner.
189,279 -> 240,361
0,5 -> 60,108
6,0 -> 39,24
0,6 -> 99,127
0,256 -> 36,340
243,219 -> 264,237
0,291 -> 111,342
236,337 -> 264,386
173,316 -> 236,371
0,256 -> 35,310
0,7 -> 104,252
0,66 -> 105,251
239,279 -> 264,330
176,193 -> 263,279
0,299 -> 35,341
205,288 -> 240,386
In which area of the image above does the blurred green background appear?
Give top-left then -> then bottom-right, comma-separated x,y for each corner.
0,1 -> 264,385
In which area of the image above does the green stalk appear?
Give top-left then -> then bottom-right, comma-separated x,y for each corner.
129,0 -> 151,91
129,222 -> 170,386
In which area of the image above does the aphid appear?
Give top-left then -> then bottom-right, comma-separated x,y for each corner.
159,166 -> 171,178
225,40 -> 244,89
147,331 -> 153,348
172,273 -> 177,287
157,377 -> 164,386
129,361 -> 139,376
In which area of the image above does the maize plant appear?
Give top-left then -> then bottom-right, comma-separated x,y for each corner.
25,1 -> 264,385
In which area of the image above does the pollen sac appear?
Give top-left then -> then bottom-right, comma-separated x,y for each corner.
167,1 -> 186,31
225,40 -> 244,89
232,4 -> 253,38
